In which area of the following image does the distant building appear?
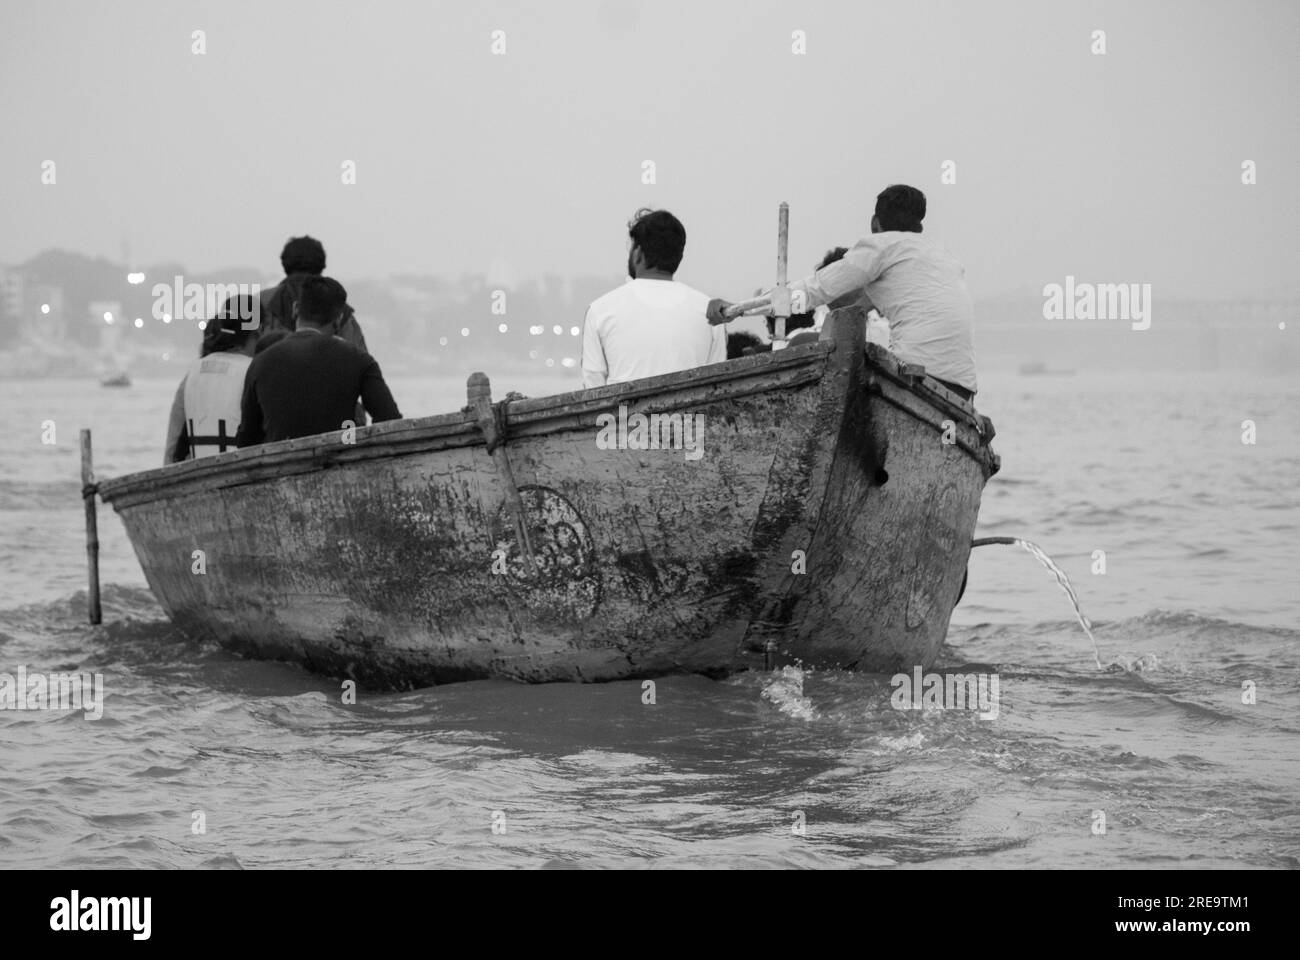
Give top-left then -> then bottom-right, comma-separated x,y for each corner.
0,267 -> 22,322
0,267 -> 67,341
28,285 -> 66,340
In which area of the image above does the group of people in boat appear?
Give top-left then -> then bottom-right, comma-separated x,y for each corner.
581,183 -> 977,402
163,237 -> 401,462
164,183 -> 977,464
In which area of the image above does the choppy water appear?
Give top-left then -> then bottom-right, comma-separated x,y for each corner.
2,371 -> 1298,868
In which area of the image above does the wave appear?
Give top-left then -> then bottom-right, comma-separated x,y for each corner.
0,584 -> 163,627
1110,609 -> 1299,645
759,665 -> 820,721
953,609 -> 1298,645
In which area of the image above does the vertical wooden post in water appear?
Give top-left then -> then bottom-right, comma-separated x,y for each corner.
80,429 -> 102,625
467,373 -> 539,578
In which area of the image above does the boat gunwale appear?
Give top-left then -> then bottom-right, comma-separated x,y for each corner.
98,343 -> 834,502
98,333 -> 995,504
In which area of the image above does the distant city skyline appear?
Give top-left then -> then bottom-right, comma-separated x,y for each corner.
7,239 -> 1300,307
4,244 -> 1293,386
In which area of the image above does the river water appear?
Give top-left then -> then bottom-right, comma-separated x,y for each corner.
1,369 -> 1297,868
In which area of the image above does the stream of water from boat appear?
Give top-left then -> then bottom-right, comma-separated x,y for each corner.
972,538 -> 1102,669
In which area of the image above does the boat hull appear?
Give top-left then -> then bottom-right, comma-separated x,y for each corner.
99,307 -> 998,687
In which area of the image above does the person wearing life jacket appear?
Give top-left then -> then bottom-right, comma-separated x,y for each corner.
260,235 -> 369,353
163,295 -> 259,464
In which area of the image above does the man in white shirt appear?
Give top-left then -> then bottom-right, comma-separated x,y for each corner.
582,208 -> 726,388
708,185 -> 978,398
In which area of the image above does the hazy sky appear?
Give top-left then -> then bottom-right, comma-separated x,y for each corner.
2,0 -> 1297,299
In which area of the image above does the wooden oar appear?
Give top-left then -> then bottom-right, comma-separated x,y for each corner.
721,295 -> 773,319
467,373 -> 538,578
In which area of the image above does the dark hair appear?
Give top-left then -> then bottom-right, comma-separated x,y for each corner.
727,331 -> 768,359
297,275 -> 348,327
628,208 -> 686,273
280,236 -> 327,275
255,329 -> 290,354
200,295 -> 260,357
819,246 -> 849,269
767,246 -> 850,338
875,185 -> 926,232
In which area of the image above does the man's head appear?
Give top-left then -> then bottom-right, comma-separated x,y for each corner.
280,236 -> 327,276
627,208 -> 686,279
727,330 -> 768,358
294,276 -> 348,330
871,185 -> 926,234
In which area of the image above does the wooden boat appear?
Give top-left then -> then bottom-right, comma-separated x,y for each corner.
97,306 -> 999,688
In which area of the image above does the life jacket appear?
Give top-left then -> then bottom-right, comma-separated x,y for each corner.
182,352 -> 252,457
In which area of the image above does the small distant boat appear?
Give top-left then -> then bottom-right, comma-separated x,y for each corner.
1018,360 -> 1075,377
97,306 -> 1000,689
100,372 -> 132,388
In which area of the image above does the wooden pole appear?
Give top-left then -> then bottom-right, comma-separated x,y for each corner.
467,373 -> 539,578
720,203 -> 794,323
772,201 -> 791,344
80,429 -> 102,625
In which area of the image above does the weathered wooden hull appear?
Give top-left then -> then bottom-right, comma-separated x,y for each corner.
99,307 -> 999,688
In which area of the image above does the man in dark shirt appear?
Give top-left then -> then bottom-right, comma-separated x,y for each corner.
259,235 -> 370,353
236,276 -> 401,447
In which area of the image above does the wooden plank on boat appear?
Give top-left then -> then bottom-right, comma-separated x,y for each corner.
467,372 -> 538,577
